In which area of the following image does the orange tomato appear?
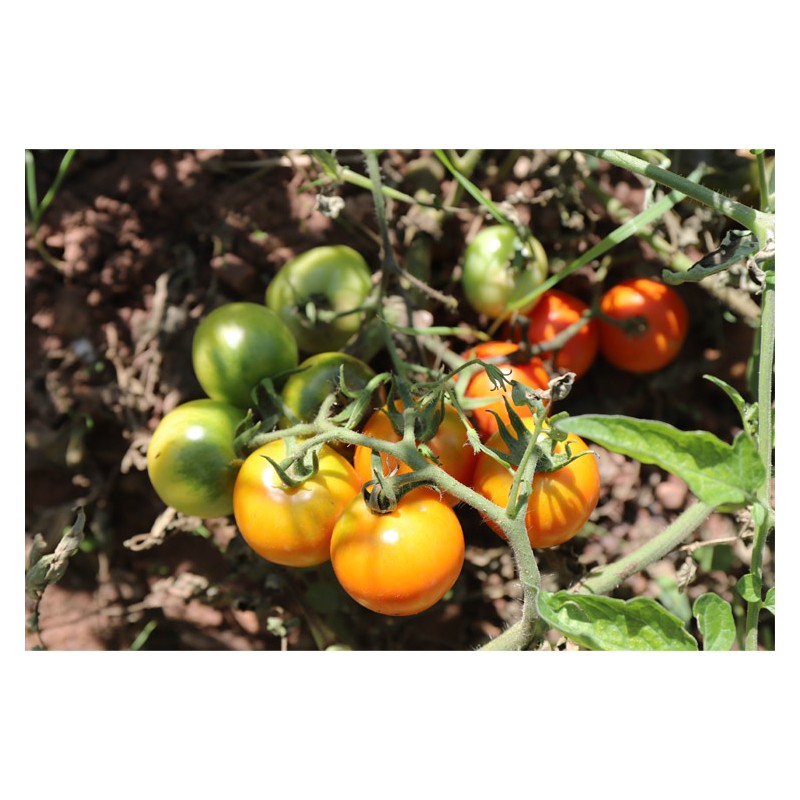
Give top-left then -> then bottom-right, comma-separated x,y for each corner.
472,418 -> 600,548
353,404 -> 476,506
463,341 -> 550,438
330,491 -> 465,616
233,440 -> 361,567
597,278 -> 688,373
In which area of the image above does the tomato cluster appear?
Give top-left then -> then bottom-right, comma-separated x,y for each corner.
145,228 -> 690,623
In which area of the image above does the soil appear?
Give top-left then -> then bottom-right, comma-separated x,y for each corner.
24,148 -> 773,651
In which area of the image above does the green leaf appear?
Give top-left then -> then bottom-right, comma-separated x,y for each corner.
736,573 -> 762,603
703,375 -> 757,438
692,593 -> 736,651
654,575 -> 692,624
662,229 -> 760,285
554,415 -> 765,508
536,592 -> 698,651
691,543 -> 733,573
763,587 -> 775,615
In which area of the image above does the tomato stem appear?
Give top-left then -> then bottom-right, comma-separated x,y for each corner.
744,279 -> 775,650
583,149 -> 775,248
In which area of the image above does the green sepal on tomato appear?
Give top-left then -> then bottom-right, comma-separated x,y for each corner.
146,399 -> 245,518
192,302 -> 299,408
462,341 -> 550,438
265,245 -> 374,354
461,225 -> 548,318
472,417 -> 600,549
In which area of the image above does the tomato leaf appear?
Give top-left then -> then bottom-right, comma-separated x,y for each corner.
26,507 -> 86,599
763,587 -> 775,616
703,374 -> 758,439
537,591 -> 698,651
662,229 -> 759,285
554,414 -> 764,508
692,593 -> 736,651
735,573 -> 762,603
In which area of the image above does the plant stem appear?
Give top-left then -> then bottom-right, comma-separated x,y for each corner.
340,166 -> 463,213
479,499 -> 714,648
434,149 -> 511,226
501,163 -> 707,318
34,148 -> 77,228
583,149 -> 774,246
755,151 -> 770,212
574,501 -> 713,595
745,281 -> 775,650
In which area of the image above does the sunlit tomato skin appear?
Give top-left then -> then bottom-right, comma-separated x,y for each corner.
233,440 -> 361,567
473,419 -> 600,548
265,245 -> 373,354
461,225 -> 548,318
147,399 -> 245,518
279,352 -> 378,427
352,404 -> 477,506
514,289 -> 599,379
330,492 -> 465,616
192,302 -> 299,408
463,341 -> 550,438
597,278 -> 689,373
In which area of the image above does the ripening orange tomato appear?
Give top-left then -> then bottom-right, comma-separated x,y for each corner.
330,491 -> 465,616
597,278 -> 688,373
353,404 -> 476,506
463,341 -> 550,438
472,418 -> 600,548
233,440 -> 361,567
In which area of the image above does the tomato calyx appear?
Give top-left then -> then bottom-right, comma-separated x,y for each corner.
596,308 -> 649,336
481,407 -> 591,476
360,468 -> 441,515
327,369 -> 391,428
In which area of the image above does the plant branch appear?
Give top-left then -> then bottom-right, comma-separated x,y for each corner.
583,149 -> 774,246
573,501 -> 714,595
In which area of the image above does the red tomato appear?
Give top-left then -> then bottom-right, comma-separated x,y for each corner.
472,418 -> 600,548
463,341 -> 550,438
353,404 -> 476,506
514,289 -> 599,379
330,491 -> 465,616
597,278 -> 688,373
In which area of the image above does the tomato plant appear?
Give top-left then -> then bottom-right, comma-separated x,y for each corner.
233,440 -> 361,567
280,351 -> 378,426
514,289 -> 599,378
461,225 -> 548,318
597,277 -> 689,373
330,491 -> 465,616
146,399 -> 245,518
352,403 -> 476,506
265,245 -> 373,353
463,341 -> 550,437
192,302 -> 299,408
472,419 -> 600,548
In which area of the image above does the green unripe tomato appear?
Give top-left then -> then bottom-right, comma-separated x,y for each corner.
265,246 -> 373,354
280,352 -> 378,427
147,399 -> 245,518
192,302 -> 299,408
461,225 -> 548,318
